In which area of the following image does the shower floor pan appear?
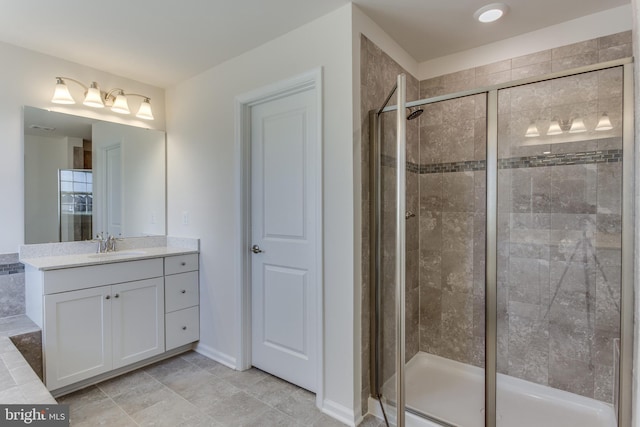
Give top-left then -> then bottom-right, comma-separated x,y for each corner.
379,352 -> 616,427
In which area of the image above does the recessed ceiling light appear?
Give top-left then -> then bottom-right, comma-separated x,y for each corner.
474,3 -> 509,23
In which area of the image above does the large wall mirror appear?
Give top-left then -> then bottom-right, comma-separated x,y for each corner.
24,106 -> 166,244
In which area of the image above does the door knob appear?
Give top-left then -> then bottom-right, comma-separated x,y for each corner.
251,245 -> 263,254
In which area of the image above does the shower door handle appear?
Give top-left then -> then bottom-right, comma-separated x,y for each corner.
251,245 -> 263,254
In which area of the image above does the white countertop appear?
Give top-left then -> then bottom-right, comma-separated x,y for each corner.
21,246 -> 198,271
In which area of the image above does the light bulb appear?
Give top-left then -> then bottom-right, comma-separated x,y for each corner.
525,121 -> 540,137
136,98 -> 154,120
111,91 -> 130,114
83,82 -> 104,108
595,112 -> 613,131
547,119 -> 563,136
569,118 -> 586,133
51,78 -> 75,104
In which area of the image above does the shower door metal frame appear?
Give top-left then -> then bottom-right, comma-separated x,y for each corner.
371,57 -> 634,427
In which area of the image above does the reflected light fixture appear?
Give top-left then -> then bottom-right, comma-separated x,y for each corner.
569,117 -> 586,133
525,113 -> 614,137
474,3 -> 509,23
51,77 -> 154,120
595,112 -> 613,131
525,120 -> 540,137
547,118 -> 563,136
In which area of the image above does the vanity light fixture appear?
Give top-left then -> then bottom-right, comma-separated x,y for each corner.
83,82 -> 105,108
51,78 -> 76,105
51,77 -> 154,120
474,3 -> 509,23
109,90 -> 131,114
136,98 -> 154,120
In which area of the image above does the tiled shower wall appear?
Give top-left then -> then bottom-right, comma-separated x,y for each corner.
417,94 -> 488,368
0,254 -> 26,318
417,31 -> 630,404
361,30 -> 631,413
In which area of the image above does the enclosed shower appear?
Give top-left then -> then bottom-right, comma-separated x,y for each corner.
369,57 -> 634,427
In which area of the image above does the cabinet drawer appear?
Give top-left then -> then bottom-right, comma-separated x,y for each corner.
44,258 -> 163,294
165,254 -> 199,275
166,306 -> 199,350
165,271 -> 199,313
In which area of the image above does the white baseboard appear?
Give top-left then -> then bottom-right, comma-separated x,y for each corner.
368,397 -> 384,420
322,399 -> 361,427
194,343 -> 237,369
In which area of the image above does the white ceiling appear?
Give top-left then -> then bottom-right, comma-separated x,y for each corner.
0,0 -> 630,88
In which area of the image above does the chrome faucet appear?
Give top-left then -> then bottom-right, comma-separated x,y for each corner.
94,233 -> 121,253
106,235 -> 117,252
95,232 -> 108,253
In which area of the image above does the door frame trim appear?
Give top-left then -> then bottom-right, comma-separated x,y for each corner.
234,68 -> 324,406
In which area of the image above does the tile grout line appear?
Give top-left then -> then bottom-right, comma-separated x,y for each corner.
179,354 -> 315,426
141,359 -> 231,425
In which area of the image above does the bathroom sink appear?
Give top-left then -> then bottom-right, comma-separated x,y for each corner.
87,250 -> 147,259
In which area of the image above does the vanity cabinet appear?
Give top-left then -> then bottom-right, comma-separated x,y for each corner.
24,252 -> 200,393
44,277 -> 164,390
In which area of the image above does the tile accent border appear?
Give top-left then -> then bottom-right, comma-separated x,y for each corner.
498,149 -> 622,170
383,149 -> 622,174
0,263 -> 24,276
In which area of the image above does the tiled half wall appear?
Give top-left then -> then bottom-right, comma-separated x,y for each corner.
0,254 -> 26,318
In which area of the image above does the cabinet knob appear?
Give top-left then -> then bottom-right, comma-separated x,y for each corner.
105,295 -> 110,300
181,262 -> 186,266
114,293 -> 120,299
181,290 -> 186,294
182,326 -> 187,330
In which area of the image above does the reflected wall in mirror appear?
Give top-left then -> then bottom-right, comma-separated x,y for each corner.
24,106 -> 166,244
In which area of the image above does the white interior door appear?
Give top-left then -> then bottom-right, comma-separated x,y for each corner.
251,88 -> 318,392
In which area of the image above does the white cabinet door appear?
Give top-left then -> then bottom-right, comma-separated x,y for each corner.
44,286 -> 112,390
112,278 -> 165,369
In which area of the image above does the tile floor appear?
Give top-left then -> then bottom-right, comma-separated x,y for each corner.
0,315 -> 54,404
58,351 -> 385,427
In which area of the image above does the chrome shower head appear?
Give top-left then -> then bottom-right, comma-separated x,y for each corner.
407,107 -> 424,120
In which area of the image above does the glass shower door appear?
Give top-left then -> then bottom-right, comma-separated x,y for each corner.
405,92 -> 487,427
376,99 -> 400,426
495,67 -> 624,427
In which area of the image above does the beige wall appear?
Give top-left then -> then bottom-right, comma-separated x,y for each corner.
166,4 -> 360,423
